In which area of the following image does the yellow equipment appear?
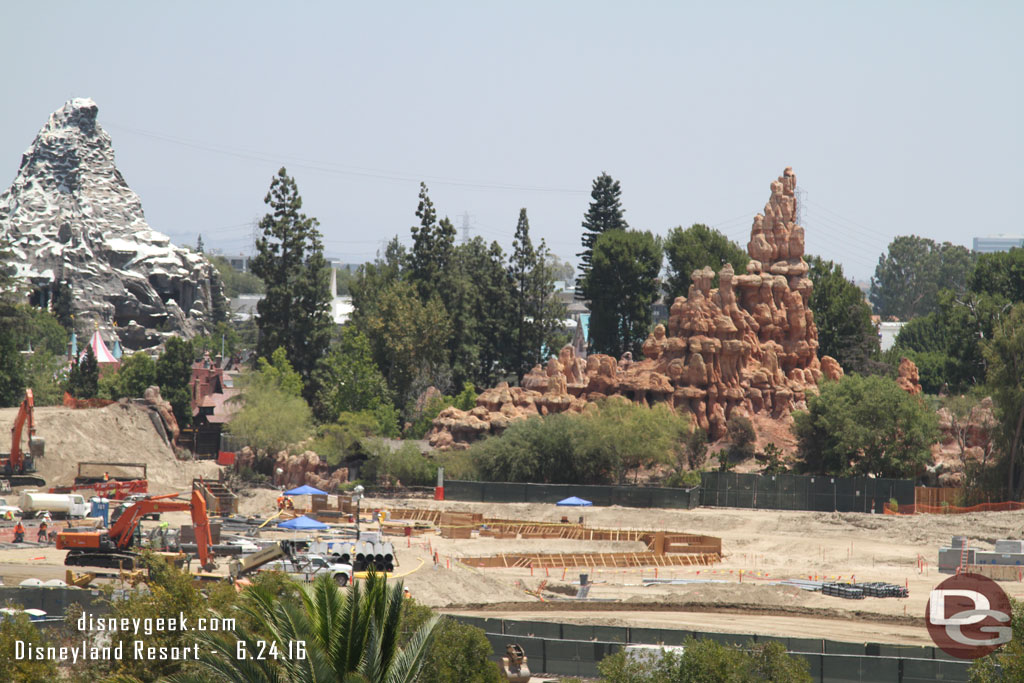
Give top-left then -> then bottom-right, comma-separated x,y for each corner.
501,643 -> 530,683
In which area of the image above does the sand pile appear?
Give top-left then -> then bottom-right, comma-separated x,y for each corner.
0,403 -> 219,494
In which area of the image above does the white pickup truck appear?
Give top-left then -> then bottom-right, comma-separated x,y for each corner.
260,554 -> 353,586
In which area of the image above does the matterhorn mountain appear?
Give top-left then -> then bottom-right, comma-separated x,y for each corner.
0,98 -> 225,349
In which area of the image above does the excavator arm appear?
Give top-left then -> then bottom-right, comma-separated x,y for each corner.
109,494 -> 190,550
189,488 -> 213,570
4,389 -> 44,483
10,389 -> 34,471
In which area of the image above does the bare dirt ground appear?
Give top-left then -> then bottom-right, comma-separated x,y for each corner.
356,497 -> 1024,646
3,436 -> 1024,649
0,404 -> 220,493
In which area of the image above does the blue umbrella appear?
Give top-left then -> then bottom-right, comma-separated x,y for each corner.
277,515 -> 329,530
284,485 -> 328,496
556,496 -> 592,506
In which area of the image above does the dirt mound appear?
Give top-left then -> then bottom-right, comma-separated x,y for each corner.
0,403 -> 219,494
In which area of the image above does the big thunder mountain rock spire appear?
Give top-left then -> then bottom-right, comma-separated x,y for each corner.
428,167 -> 844,450
0,98 -> 223,349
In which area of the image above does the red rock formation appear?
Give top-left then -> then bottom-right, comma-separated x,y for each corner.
271,450 -> 348,490
428,168 -> 843,449
896,357 -> 922,395
143,385 -> 180,443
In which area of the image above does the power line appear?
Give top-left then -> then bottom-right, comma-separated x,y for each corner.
104,121 -> 589,195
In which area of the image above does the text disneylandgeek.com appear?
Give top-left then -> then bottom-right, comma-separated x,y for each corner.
13,612 -> 307,663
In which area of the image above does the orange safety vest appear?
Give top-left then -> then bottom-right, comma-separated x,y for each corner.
14,523 -> 25,534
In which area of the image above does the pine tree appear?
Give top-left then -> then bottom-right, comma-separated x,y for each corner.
408,182 -> 457,303
508,209 -> 564,380
576,173 -> 629,298
196,234 -> 205,253
67,346 -> 99,399
250,168 -> 332,403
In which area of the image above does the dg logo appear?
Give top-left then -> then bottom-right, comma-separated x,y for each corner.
926,573 -> 1013,659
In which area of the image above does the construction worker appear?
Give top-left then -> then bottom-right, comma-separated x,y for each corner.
103,471 -> 109,481
276,495 -> 285,511
403,588 -> 412,599
13,520 -> 26,543
37,520 -> 48,544
284,497 -> 294,511
158,521 -> 169,550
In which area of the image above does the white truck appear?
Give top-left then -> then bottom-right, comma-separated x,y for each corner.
18,490 -> 88,520
261,554 -> 353,587
0,497 -> 21,519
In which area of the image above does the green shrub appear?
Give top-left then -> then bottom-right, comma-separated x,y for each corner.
0,610 -> 59,683
597,637 -> 810,683
406,394 -> 454,439
399,601 -> 502,683
362,440 -> 435,487
726,414 -> 756,459
472,400 -> 688,485
794,374 -> 939,478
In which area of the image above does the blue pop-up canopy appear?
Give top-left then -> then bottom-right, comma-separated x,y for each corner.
283,485 -> 328,496
277,515 -> 329,530
556,496 -> 592,506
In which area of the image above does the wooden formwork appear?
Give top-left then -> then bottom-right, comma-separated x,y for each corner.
966,564 -> 1024,582
385,508 -> 444,524
460,551 -> 721,569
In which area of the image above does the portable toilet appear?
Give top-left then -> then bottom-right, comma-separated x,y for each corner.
90,497 -> 110,527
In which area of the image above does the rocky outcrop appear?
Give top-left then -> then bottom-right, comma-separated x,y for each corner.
896,357 -> 922,395
428,168 -> 843,449
0,98 -> 224,349
143,385 -> 180,443
272,450 -> 348,491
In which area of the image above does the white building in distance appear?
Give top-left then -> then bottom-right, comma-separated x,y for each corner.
973,235 -> 1024,253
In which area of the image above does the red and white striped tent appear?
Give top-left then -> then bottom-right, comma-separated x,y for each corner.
80,330 -> 119,365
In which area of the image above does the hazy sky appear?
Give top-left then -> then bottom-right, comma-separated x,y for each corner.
2,2 -> 1020,281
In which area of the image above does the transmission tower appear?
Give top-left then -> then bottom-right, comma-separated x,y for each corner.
460,212 -> 472,243
795,186 -> 807,227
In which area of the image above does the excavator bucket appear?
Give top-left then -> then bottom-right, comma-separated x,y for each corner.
501,643 -> 530,683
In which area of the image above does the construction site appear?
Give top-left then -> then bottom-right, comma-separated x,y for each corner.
3,400 -> 1024,680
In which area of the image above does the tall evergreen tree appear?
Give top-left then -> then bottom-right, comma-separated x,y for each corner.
408,183 -> 457,303
250,167 -> 332,403
196,234 -> 205,253
448,237 -> 514,388
509,209 -> 565,381
587,230 -> 662,358
156,336 -> 194,427
576,172 -> 628,297
806,256 -> 879,374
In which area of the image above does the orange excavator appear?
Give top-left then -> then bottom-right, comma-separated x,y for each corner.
0,388 -> 46,491
57,489 -> 215,571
